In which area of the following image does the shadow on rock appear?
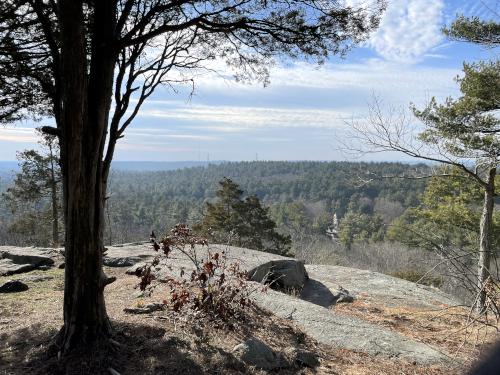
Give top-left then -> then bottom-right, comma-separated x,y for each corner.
299,278 -> 336,307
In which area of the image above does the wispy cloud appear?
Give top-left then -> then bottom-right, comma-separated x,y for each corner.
0,127 -> 37,143
115,143 -> 194,153
268,60 -> 459,98
135,105 -> 352,130
132,60 -> 461,135
126,129 -> 219,141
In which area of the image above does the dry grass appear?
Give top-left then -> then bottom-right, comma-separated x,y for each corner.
0,267 -> 491,375
335,299 -> 499,366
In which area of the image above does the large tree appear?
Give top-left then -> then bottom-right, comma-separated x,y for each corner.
0,0 -> 383,353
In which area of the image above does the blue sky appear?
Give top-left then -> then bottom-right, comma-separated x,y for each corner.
0,0 -> 498,162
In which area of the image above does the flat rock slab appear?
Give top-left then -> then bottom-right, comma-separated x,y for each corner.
104,243 -> 155,267
251,287 -> 450,365
21,274 -> 54,283
103,256 -> 144,267
145,245 -> 457,310
0,247 -> 55,267
0,259 -> 35,276
305,265 -> 458,309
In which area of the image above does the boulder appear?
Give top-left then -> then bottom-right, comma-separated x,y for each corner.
232,338 -> 286,370
284,347 -> 320,368
247,260 -> 308,290
0,280 -> 29,293
0,247 -> 54,268
332,286 -> 354,304
126,262 -> 148,275
103,256 -> 143,267
0,259 -> 35,276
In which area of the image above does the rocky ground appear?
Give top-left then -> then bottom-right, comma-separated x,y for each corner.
0,243 -> 497,374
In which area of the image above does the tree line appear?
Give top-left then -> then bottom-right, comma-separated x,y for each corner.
0,158 -> 431,247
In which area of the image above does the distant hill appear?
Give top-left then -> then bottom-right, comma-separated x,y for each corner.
0,160 -> 223,190
0,160 -> 224,173
107,160 -> 430,207
111,161 -> 223,171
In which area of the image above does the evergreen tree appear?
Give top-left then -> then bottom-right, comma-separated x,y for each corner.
338,210 -> 385,250
443,15 -> 500,47
3,130 -> 61,246
197,178 -> 291,255
388,166 -> 500,253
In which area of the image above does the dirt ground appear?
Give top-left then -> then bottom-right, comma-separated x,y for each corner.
0,266 -> 496,374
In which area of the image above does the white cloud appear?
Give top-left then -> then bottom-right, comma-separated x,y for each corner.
135,60 -> 461,134
269,60 -> 459,97
0,127 -> 37,143
135,105 -> 352,130
186,59 -> 461,107
126,129 -> 218,141
367,0 -> 445,63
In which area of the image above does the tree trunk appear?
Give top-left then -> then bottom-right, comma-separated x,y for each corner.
477,166 -> 496,313
58,0 -> 117,353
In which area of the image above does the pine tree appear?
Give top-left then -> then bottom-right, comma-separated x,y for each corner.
443,15 -> 500,47
197,178 -> 291,255
3,130 -> 61,246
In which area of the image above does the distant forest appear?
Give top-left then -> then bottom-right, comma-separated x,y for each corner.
102,161 -> 429,244
0,160 -> 430,246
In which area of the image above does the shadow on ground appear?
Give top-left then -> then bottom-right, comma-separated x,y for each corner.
0,321 -> 247,375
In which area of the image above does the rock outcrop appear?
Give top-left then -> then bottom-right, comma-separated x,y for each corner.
0,247 -> 55,267
0,247 -> 55,276
247,259 -> 308,290
0,259 -> 35,276
232,338 -> 286,370
1,243 -> 459,366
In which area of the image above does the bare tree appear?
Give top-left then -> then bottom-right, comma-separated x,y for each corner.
346,69 -> 499,313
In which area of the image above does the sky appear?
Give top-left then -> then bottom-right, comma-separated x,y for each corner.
0,0 -> 499,162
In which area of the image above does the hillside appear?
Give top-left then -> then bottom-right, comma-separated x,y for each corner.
0,244 -> 495,374
0,160 -> 431,247
102,160 -> 429,243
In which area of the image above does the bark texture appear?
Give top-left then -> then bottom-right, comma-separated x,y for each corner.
58,0 -> 116,352
477,167 -> 496,313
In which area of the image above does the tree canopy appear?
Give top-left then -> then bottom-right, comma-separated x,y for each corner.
443,15 -> 500,47
197,177 -> 291,255
348,14 -> 499,312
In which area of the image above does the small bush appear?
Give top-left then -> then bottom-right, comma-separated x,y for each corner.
136,224 -> 254,322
